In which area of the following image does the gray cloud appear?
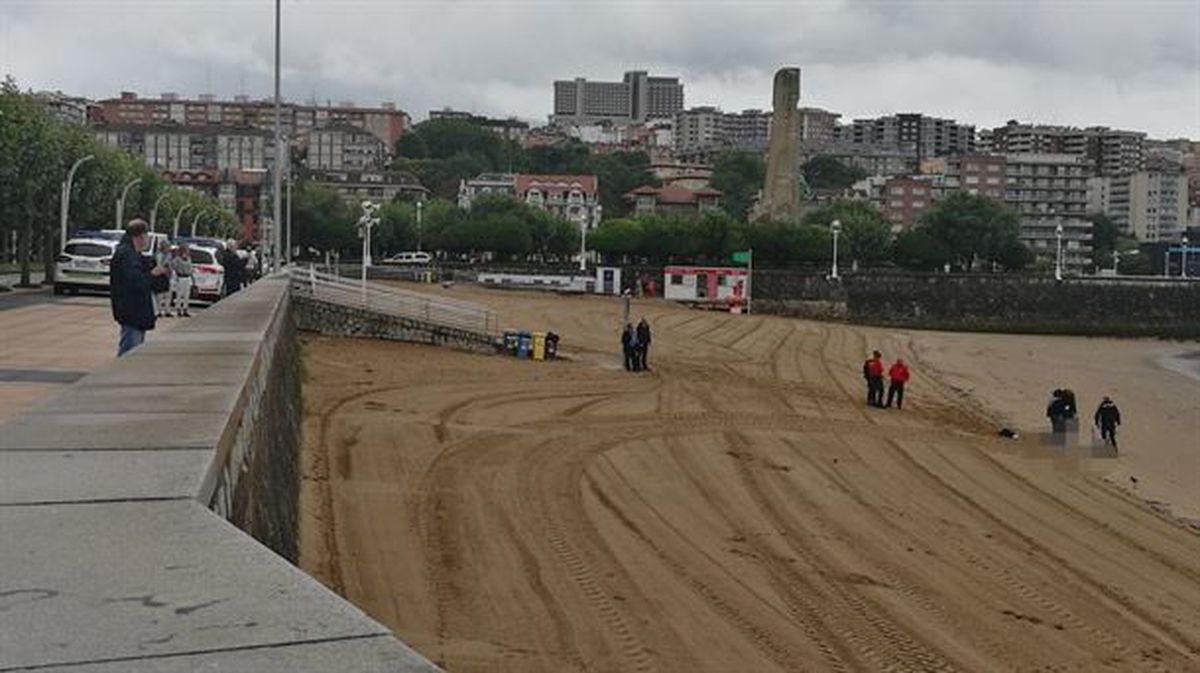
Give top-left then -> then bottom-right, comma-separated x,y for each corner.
1,0 -> 1197,137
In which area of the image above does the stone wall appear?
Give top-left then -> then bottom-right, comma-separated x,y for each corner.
750,270 -> 1200,338
293,293 -> 499,354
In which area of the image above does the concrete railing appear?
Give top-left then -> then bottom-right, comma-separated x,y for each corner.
0,276 -> 438,672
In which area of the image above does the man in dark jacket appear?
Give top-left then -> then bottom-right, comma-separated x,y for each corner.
621,323 -> 636,371
220,241 -> 245,296
111,219 -> 168,356
635,318 -> 652,371
1094,397 -> 1121,449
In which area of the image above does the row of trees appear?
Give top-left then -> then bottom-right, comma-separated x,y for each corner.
590,193 -> 1033,271
0,77 -> 240,285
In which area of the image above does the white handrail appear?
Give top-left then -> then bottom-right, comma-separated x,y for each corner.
288,266 -> 496,336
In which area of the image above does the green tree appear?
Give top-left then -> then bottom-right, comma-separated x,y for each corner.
290,181 -> 356,255
1087,212 -> 1119,272
916,192 -> 1026,270
801,156 -> 868,191
585,151 -> 659,217
802,200 -> 892,266
588,218 -> 644,259
710,151 -> 764,220
892,229 -> 953,271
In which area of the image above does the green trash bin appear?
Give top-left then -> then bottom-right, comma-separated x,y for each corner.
503,329 -> 519,356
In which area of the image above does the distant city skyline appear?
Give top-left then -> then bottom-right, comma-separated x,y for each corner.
2,0 -> 1197,138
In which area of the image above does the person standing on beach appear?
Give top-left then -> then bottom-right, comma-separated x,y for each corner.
1094,397 -> 1121,450
636,318 -> 652,371
886,358 -> 910,409
621,323 -> 636,372
863,351 -> 885,407
110,219 -> 169,356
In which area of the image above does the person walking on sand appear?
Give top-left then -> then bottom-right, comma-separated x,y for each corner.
110,219 -> 169,356
863,351 -> 885,408
636,318 -> 652,371
1094,396 -> 1121,450
886,358 -> 910,409
621,323 -> 636,372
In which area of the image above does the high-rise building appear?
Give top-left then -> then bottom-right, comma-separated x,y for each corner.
1091,169 -> 1188,242
673,107 -> 771,162
1004,153 -> 1092,270
837,113 -> 975,159
797,107 -> 841,143
552,71 -> 684,126
982,121 -> 1145,177
92,91 -> 410,151
304,124 -> 388,172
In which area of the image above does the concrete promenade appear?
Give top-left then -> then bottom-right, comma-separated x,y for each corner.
0,278 -> 437,671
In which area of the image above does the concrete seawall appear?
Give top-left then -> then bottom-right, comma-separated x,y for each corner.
0,277 -> 438,671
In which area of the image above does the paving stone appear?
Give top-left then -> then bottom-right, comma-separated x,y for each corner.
0,412 -> 228,450
22,635 -> 440,672
0,450 -> 212,505
26,384 -> 241,415
0,501 -> 395,671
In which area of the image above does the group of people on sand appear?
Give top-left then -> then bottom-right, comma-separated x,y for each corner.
620,319 -> 652,372
862,350 -> 910,409
1047,388 -> 1122,450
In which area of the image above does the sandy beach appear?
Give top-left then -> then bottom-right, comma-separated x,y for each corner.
299,286 -> 1200,672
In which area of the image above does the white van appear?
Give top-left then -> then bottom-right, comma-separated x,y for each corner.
384,251 -> 433,265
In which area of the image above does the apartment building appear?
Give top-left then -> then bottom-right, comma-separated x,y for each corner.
458,174 -> 602,229
1003,153 -> 1092,270
1092,169 -> 1188,242
673,107 -> 772,162
92,91 -> 409,150
427,109 -> 531,144
946,154 -> 1008,201
837,113 -> 975,159
303,124 -> 388,172
625,185 -> 722,218
981,121 -> 1145,177
552,71 -> 684,125
879,176 -> 939,230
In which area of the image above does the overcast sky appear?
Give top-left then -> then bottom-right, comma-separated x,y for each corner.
2,0 -> 1197,138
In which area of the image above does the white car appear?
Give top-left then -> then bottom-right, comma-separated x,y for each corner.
383,251 -> 433,265
188,246 -> 226,302
54,237 -> 118,295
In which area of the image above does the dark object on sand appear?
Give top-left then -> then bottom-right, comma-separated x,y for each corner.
997,428 -> 1019,439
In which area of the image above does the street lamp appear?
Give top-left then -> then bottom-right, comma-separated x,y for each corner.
172,204 -> 191,239
416,199 -> 424,253
1112,249 -> 1120,276
115,178 -> 142,230
830,219 -> 841,280
149,193 -> 169,233
190,210 -> 209,238
358,201 -> 380,301
285,140 -> 293,265
60,154 -> 94,252
1183,235 -> 1190,279
271,0 -> 283,274
1054,222 -> 1064,281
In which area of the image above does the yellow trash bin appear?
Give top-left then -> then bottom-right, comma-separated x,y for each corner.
532,332 -> 546,361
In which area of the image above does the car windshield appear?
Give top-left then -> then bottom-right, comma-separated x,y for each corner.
189,249 -> 215,264
64,242 -> 113,257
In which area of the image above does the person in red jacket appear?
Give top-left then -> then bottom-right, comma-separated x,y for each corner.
886,358 -> 911,409
862,350 -> 885,407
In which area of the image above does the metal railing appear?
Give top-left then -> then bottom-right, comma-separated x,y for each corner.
287,266 -> 498,337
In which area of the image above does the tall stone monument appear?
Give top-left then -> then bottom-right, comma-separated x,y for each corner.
759,67 -> 801,222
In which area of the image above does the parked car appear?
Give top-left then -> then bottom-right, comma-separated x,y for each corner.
188,245 -> 226,302
54,237 -> 118,295
383,251 -> 433,265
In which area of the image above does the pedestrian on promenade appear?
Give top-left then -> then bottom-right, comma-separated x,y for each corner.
621,323 -> 637,371
1094,396 -> 1122,450
153,238 -> 173,318
170,243 -> 193,317
636,318 -> 652,371
220,240 -> 245,297
110,219 -> 168,356
863,350 -> 885,407
886,358 -> 910,409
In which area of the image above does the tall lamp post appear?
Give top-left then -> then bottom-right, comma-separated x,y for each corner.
190,210 -> 209,238
172,204 -> 191,239
416,199 -> 424,253
1054,222 -> 1064,281
830,219 -> 841,280
1183,235 -> 1190,279
1112,249 -> 1120,276
60,154 -> 94,252
285,139 -> 293,265
358,201 -> 379,301
149,193 -> 169,233
115,178 -> 142,230
271,0 -> 283,273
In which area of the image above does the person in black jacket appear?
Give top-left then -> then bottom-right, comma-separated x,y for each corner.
220,240 -> 245,297
110,220 -> 168,356
1094,397 -> 1121,450
635,318 -> 652,371
621,323 -> 636,371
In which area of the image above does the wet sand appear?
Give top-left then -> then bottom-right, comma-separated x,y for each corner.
299,287 -> 1200,672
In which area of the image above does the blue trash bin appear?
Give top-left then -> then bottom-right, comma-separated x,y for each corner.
517,331 -> 532,359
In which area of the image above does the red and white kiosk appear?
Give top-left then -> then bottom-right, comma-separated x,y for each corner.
662,265 -> 750,312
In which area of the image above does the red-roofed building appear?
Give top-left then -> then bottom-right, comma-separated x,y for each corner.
626,185 -> 722,217
459,173 -> 603,229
